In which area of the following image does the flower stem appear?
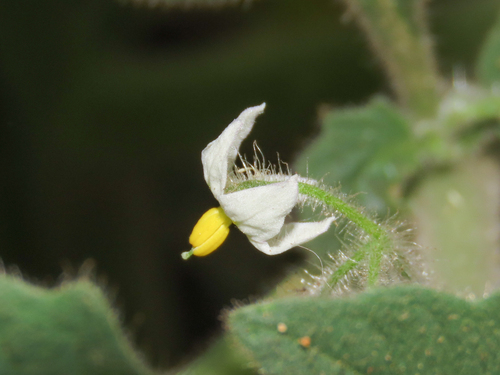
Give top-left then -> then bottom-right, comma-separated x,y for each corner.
298,183 -> 385,240
231,179 -> 394,288
322,248 -> 367,296
300,182 -> 394,288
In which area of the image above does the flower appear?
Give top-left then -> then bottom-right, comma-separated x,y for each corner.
182,103 -> 335,259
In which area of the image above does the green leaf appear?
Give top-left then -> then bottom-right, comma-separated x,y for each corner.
177,337 -> 256,375
438,88 -> 500,132
409,87 -> 500,160
228,286 -> 500,375
295,97 -> 418,213
477,10 -> 500,85
0,275 -> 156,375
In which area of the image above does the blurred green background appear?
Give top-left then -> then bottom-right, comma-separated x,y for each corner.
0,0 -> 498,369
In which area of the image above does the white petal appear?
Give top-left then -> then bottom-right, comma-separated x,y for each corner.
219,175 -> 299,242
201,103 -> 266,197
249,216 -> 336,255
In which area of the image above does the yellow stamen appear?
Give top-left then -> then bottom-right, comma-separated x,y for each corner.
182,207 -> 232,259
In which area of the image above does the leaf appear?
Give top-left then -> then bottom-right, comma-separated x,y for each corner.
0,275 -> 156,375
477,10 -> 500,85
438,88 -> 500,131
177,337 -> 256,375
227,286 -> 500,375
295,97 -> 418,213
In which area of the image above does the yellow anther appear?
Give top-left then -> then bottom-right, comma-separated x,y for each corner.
182,207 -> 232,259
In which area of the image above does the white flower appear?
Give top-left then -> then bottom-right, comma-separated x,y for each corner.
199,103 -> 335,255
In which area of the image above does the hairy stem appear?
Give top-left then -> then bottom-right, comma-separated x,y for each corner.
230,179 -> 394,287
298,183 -> 385,239
321,248 -> 368,296
341,0 -> 441,117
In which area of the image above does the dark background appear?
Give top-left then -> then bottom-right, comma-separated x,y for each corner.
0,0 -> 498,369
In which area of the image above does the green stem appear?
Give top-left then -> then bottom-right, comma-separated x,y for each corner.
341,0 -> 441,117
299,182 -> 394,288
367,241 -> 384,286
298,183 -> 385,240
321,247 -> 368,296
410,156 -> 500,295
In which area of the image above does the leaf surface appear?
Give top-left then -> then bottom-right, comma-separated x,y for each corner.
228,286 -> 500,375
0,275 -> 155,375
296,97 -> 417,212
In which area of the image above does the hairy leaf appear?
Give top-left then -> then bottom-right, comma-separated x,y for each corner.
228,286 -> 500,375
0,275 -> 155,375
177,337 -> 256,375
296,97 -> 418,213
